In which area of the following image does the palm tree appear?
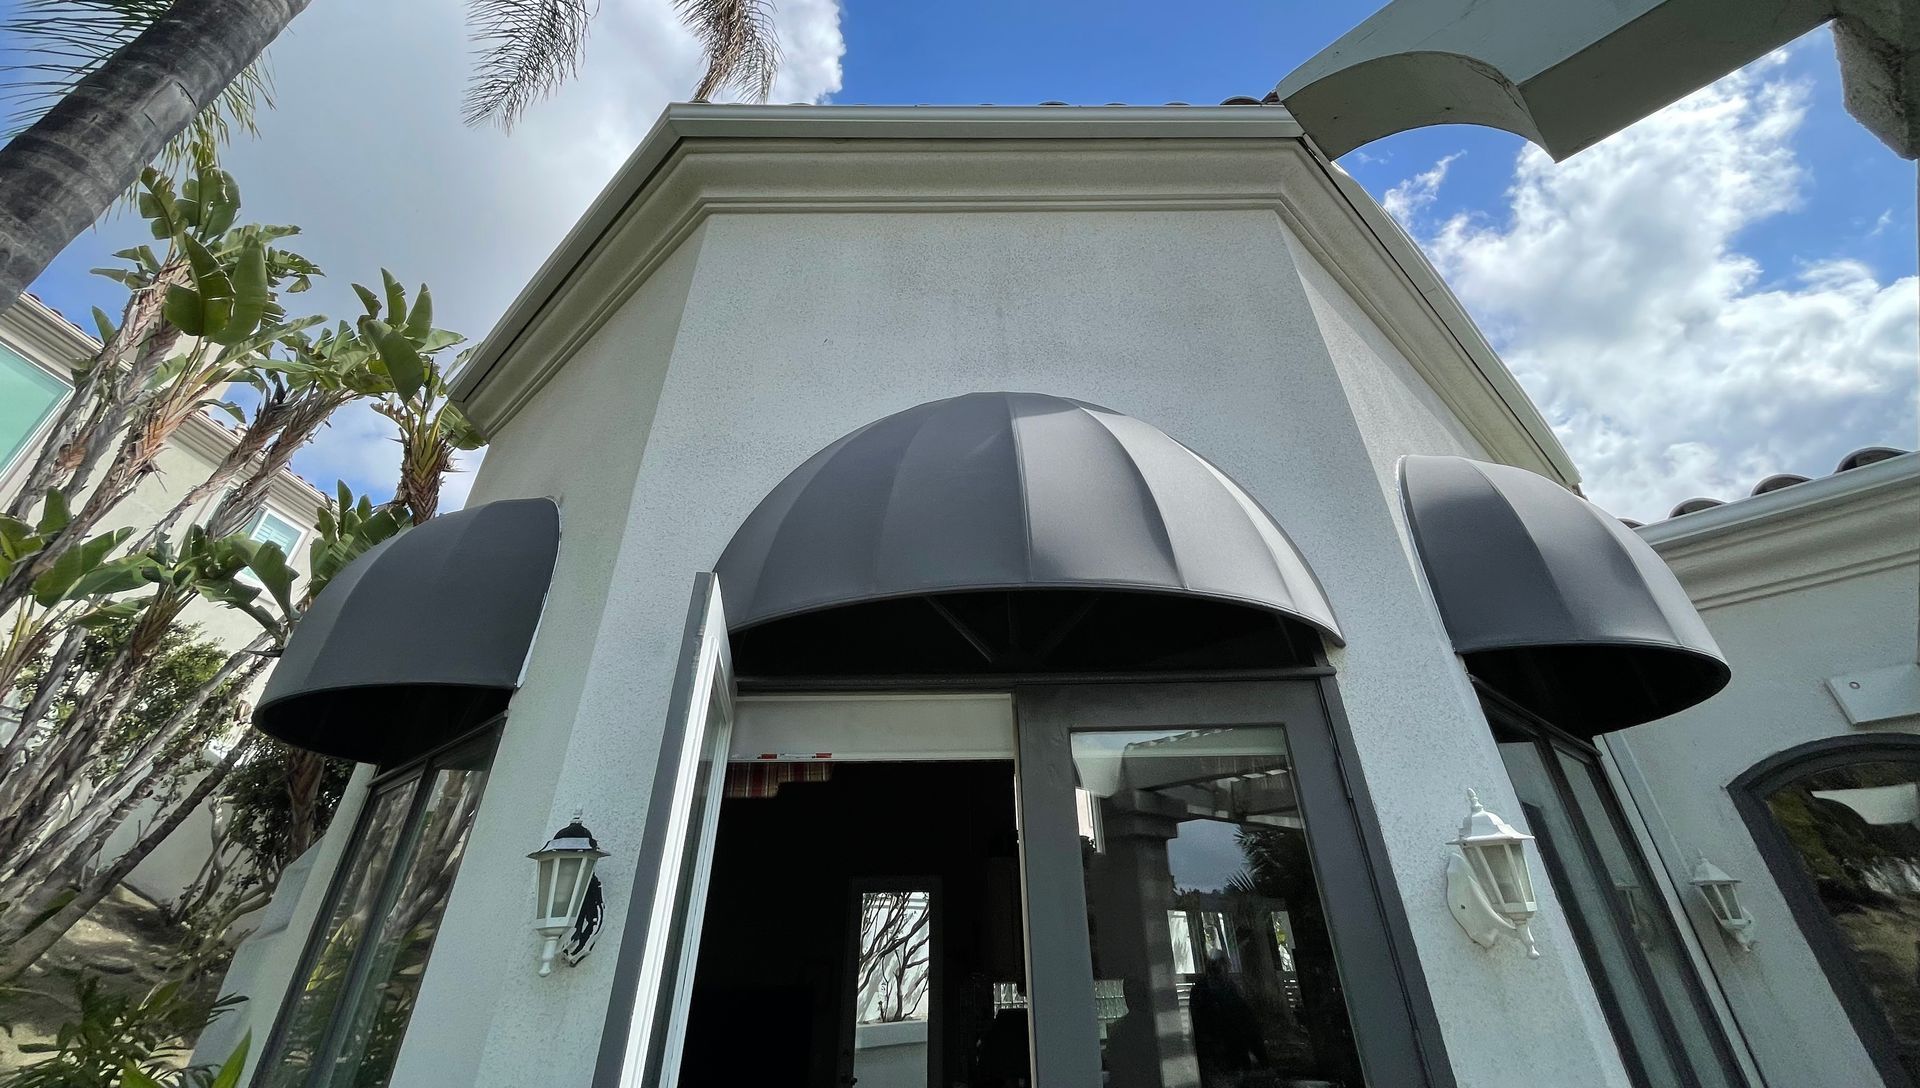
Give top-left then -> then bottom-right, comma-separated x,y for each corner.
0,0 -> 781,308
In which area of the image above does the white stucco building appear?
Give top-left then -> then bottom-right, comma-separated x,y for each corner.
180,100 -> 1892,1088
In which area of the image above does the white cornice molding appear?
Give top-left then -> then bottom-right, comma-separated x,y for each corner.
0,294 -> 97,375
1640,453 -> 1920,609
451,104 -> 1577,486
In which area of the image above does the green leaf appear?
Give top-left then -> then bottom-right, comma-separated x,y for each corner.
68,552 -> 157,599
245,541 -> 297,618
37,489 -> 70,535
207,1032 -> 252,1088
137,168 -> 182,239
91,307 -> 117,344
164,285 -> 207,336
351,283 -> 381,319
364,319 -> 426,401
198,168 -> 241,236
419,328 -> 465,354
209,240 -> 269,345
38,553 -> 98,608
31,527 -> 133,606
381,269 -> 407,329
176,235 -> 236,335
404,282 -> 434,340
199,578 -> 261,611
207,399 -> 248,425
77,599 -> 148,630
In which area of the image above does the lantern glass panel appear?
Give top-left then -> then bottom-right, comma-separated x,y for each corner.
547,856 -> 586,919
1702,884 -> 1729,921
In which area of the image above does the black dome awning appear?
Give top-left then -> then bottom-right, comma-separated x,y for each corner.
254,497 -> 560,763
1400,455 -> 1729,735
715,392 -> 1341,673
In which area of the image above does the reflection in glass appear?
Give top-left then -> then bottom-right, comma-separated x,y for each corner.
850,889 -> 933,1088
260,781 -> 417,1088
1500,742 -> 1688,1088
1554,750 -> 1737,1087
1071,726 -> 1363,1088
856,890 -> 932,1023
260,739 -> 493,1088
1499,736 -> 1740,1088
324,755 -> 491,1087
1766,761 -> 1920,1081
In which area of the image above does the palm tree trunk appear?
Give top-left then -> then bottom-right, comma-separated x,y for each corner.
0,0 -> 311,306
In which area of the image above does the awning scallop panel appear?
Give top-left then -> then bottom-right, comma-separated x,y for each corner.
254,497 -> 560,763
716,392 -> 1343,655
1401,455 -> 1728,735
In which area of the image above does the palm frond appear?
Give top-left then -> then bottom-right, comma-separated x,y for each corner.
462,0 -> 596,130
678,0 -> 780,103
2,0 -> 274,176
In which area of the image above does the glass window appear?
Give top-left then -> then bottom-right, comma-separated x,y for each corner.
260,730 -> 497,1088
239,509 -> 304,588
245,508 -> 305,554
0,342 -> 68,479
1491,699 -> 1744,1088
1070,725 -> 1365,1088
1759,757 -> 1920,1081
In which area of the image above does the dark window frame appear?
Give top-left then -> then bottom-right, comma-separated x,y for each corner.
1729,733 -> 1920,1088
252,716 -> 505,1088
1481,687 -> 1748,1088
1014,679 -> 1456,1088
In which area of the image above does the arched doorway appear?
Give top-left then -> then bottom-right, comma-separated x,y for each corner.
595,393 -> 1449,1088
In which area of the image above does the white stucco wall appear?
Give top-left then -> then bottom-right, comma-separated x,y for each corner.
313,200 -> 1635,1088
378,232 -> 708,1088
1607,460 -> 1920,1088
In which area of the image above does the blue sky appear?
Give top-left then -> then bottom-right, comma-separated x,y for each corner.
14,1 -> 1917,521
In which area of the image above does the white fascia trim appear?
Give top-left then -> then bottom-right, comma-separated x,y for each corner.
1305,151 -> 1576,486
2,294 -> 99,370
1636,452 -> 1920,549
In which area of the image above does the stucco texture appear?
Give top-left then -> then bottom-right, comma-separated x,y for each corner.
1611,512 -> 1920,1088
229,187 -> 1641,1086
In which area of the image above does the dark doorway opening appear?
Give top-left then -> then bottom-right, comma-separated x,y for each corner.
677,761 -> 1029,1088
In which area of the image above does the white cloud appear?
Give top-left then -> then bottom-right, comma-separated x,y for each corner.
1381,151 -> 1460,222
1390,60 -> 1917,521
80,0 -> 843,512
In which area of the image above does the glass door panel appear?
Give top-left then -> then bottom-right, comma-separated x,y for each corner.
1070,725 -> 1361,1087
1490,694 -> 1747,1088
260,780 -> 419,1088
1552,747 -> 1741,1088
1015,682 -> 1437,1088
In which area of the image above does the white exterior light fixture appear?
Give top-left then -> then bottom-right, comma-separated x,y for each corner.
1446,789 -> 1541,958
530,810 -> 610,977
1690,858 -> 1755,950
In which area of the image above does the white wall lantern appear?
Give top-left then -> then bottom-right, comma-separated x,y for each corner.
1446,789 -> 1541,959
530,810 -> 610,977
1690,858 -> 1755,950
